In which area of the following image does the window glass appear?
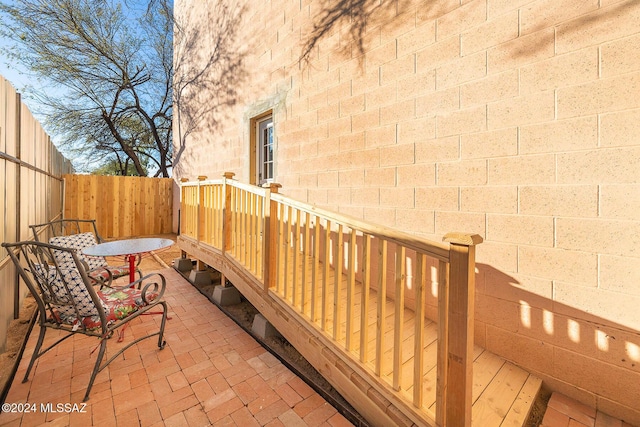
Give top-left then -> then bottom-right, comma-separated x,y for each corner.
257,116 -> 274,183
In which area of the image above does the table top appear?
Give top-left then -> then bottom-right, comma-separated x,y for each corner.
82,237 -> 174,257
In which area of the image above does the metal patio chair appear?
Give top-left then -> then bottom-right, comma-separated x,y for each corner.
30,219 -> 141,286
1,240 -> 168,402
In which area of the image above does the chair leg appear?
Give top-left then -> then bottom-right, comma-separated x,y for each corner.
83,337 -> 107,402
23,326 -> 47,383
158,301 -> 168,349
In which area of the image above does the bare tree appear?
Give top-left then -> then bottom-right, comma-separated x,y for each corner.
0,0 -> 173,176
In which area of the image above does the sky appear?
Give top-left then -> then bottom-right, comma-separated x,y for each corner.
0,0 -> 32,93
0,60 -> 27,89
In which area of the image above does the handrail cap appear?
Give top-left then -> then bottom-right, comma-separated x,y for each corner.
197,175 -> 207,181
262,182 -> 282,191
443,232 -> 483,246
223,172 -> 236,179
180,177 -> 189,182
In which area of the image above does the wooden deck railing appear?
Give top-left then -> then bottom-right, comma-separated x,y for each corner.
180,173 -> 482,426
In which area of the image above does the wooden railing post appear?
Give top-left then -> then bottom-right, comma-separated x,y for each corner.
263,182 -> 281,292
221,172 -> 235,255
219,172 -> 235,288
197,176 -> 207,242
440,232 -> 482,427
179,178 -> 189,238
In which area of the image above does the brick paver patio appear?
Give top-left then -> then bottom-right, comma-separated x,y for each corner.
0,268 -> 353,426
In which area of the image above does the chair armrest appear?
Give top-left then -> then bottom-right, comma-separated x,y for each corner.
131,272 -> 167,304
86,265 -> 115,288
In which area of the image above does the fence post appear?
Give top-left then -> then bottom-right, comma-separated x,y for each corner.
13,93 -> 22,319
263,182 -> 281,292
440,232 -> 482,427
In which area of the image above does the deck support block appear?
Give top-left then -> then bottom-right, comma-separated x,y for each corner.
174,257 -> 193,272
189,270 -> 211,286
212,285 -> 241,306
251,314 -> 282,339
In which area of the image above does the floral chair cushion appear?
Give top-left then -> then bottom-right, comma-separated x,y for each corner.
89,265 -> 130,283
39,266 -> 157,330
80,287 -> 158,330
50,232 -> 107,270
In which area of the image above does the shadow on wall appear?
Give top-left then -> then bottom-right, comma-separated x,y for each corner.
172,2 -> 247,176
519,0 -> 639,56
300,0 -> 428,65
300,0 -> 640,66
475,263 -> 640,420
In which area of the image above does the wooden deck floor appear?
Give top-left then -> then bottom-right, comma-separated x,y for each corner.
270,251 -> 542,427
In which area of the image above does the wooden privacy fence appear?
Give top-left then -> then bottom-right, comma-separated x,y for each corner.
63,174 -> 174,239
181,173 -> 482,426
0,75 -> 73,355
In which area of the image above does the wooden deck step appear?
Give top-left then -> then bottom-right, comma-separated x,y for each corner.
268,249 -> 543,427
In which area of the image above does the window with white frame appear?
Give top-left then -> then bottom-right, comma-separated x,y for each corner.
256,115 -> 274,184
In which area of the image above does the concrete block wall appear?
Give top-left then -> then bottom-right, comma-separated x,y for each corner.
174,0 -> 640,422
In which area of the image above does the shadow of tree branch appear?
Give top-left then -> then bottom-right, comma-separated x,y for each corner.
300,0 -> 376,63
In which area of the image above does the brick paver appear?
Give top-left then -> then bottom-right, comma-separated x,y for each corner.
542,393 -> 636,427
0,268 -> 353,426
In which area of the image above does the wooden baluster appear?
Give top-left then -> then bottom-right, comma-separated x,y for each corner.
322,220 -> 331,332
311,215 -> 321,323
201,184 -> 207,243
293,209 -> 301,309
360,234 -> 371,363
301,212 -> 311,316
231,187 -> 236,258
211,184 -> 219,247
284,206 -> 292,302
244,191 -> 249,269
238,189 -> 242,258
209,185 -> 215,246
346,228 -> 357,352
216,185 -> 221,245
376,239 -> 387,377
206,185 -> 213,245
436,259 -> 449,425
393,246 -> 406,391
276,204 -> 285,294
253,193 -> 259,275
248,191 -> 253,270
239,189 -> 245,261
230,186 -> 236,257
414,253 -> 427,408
245,190 -> 251,267
238,189 -> 243,262
256,194 -> 263,278
333,225 -> 344,341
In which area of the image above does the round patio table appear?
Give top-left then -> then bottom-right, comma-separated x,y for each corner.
82,237 -> 174,283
